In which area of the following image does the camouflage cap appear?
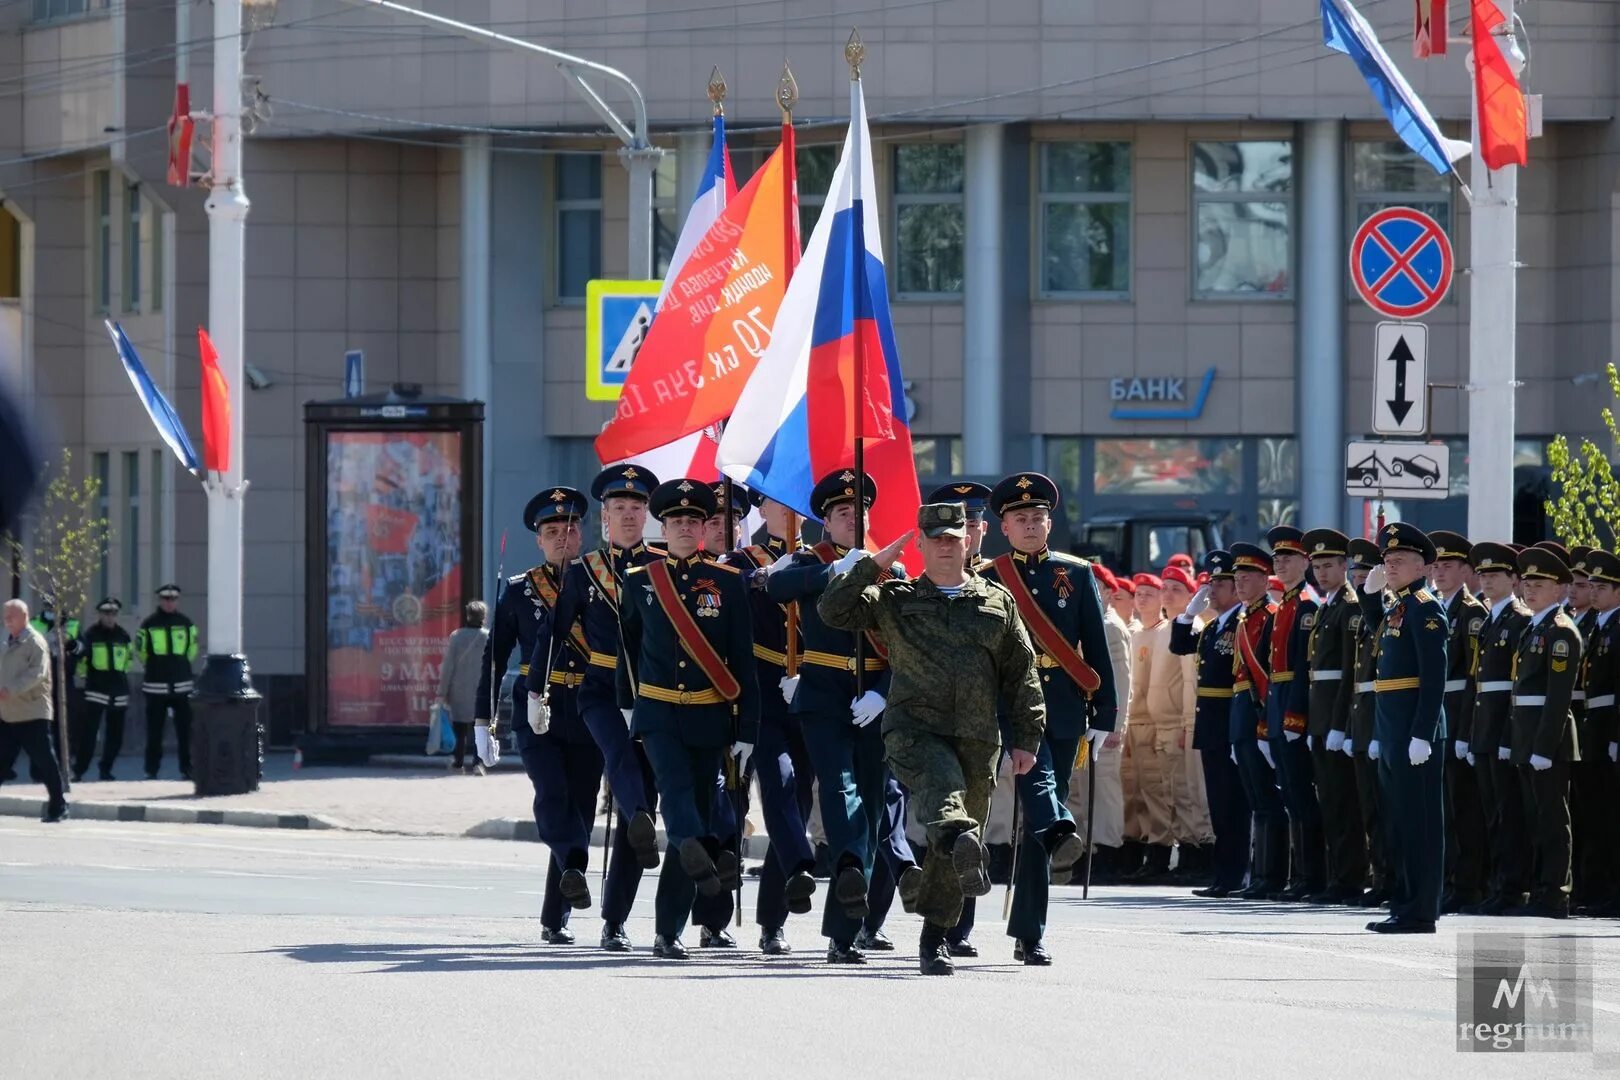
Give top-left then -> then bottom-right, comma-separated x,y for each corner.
918,502 -> 968,539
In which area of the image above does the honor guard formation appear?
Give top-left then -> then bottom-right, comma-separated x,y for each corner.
485,468 -> 1620,968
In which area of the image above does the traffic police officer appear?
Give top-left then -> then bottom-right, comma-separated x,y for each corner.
139,584 -> 198,780
980,472 -> 1115,964
509,487 -> 603,945
1228,543 -> 1286,898
73,597 -> 131,781
1359,522 -> 1447,933
617,479 -> 761,959
1344,537 -> 1386,907
1266,525 -> 1323,901
1428,530 -> 1489,912
1507,545 -> 1582,919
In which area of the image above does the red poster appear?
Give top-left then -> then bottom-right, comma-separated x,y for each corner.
325,431 -> 462,727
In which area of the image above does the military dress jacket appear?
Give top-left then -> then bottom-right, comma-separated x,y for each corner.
721,535 -> 797,722
1349,601 -> 1381,753
1581,610 -> 1620,756
765,545 -> 899,716
1266,585 -> 1316,740
615,553 -> 761,747
1297,582 -> 1357,741
549,541 -> 664,710
1572,607 -> 1600,735
1170,604 -> 1239,751
514,562 -> 594,741
1509,608 -> 1582,764
1442,588 -> 1488,750
978,548 -> 1118,739
1469,598 -> 1531,755
1358,582 -> 1447,747
477,566 -> 546,722
1228,598 -> 1275,745
818,556 -> 1046,754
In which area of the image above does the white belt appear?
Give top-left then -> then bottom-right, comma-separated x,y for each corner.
1513,695 -> 1546,707
1572,691 -> 1586,702
1355,681 -> 1376,694
1310,670 -> 1343,682
1587,694 -> 1615,709
1477,681 -> 1512,694
1444,679 -> 1468,693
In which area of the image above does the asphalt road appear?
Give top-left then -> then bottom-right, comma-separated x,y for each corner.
2,818 -> 1617,1079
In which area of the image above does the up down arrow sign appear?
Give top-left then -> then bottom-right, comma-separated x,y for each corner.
1373,322 -> 1428,436
1385,335 -> 1416,426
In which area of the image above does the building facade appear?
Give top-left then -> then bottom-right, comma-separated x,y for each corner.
1,0 -> 1616,732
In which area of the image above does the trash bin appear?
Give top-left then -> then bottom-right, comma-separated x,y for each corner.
191,655 -> 264,796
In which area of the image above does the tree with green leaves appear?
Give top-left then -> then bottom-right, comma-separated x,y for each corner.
4,450 -> 112,790
1545,363 -> 1620,550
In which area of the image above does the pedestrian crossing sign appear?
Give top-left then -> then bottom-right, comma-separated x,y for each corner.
585,279 -> 661,402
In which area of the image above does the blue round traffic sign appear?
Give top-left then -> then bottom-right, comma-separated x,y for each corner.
1350,207 -> 1453,320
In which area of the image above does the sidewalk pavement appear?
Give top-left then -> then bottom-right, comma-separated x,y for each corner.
0,751 -> 767,852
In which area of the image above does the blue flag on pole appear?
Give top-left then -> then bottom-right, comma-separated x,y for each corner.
1321,0 -> 1471,175
105,320 -> 201,474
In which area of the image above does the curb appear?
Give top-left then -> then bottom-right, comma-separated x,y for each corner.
0,795 -> 337,832
464,816 -> 768,858
370,754 -> 526,773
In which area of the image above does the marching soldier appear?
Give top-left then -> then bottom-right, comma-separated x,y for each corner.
73,598 -> 132,782
1506,545 -> 1582,919
1299,529 -> 1366,904
979,472 -> 1114,964
766,470 -> 905,964
138,584 -> 197,780
1427,530 -> 1490,913
546,464 -> 665,952
1228,543 -> 1286,898
1344,538 -> 1387,907
1174,551 -> 1251,896
617,479 -> 761,959
509,487 -> 603,945
1265,525 -> 1323,902
1464,541 -> 1534,915
1359,523 -> 1447,933
1577,549 -> 1620,917
819,502 -> 1045,976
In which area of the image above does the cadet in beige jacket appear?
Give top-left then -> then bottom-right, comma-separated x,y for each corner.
1068,566 -> 1134,878
1124,572 -> 1199,879
0,599 -> 68,821
1162,567 -> 1216,872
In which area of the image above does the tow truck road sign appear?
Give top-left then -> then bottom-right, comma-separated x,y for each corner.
1372,322 -> 1428,436
1345,439 -> 1450,501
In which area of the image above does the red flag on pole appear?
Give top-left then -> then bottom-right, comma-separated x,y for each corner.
1470,0 -> 1528,169
167,84 -> 194,187
1413,0 -> 1448,58
197,327 -> 231,473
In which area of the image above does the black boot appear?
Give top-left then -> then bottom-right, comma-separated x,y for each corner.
1237,828 -> 1272,899
918,923 -> 954,976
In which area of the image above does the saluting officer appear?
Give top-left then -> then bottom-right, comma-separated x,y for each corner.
1465,541 -> 1534,915
510,487 -> 603,945
1427,530 -> 1490,913
1343,538 -> 1387,907
1299,529 -> 1366,904
618,479 -> 761,960
138,584 -> 197,780
73,597 -> 132,782
546,464 -> 665,952
1265,525 -> 1324,902
1577,549 -> 1620,917
1359,523 -> 1448,933
979,472 -> 1115,964
1227,543 -> 1286,898
1507,545 -> 1582,919
1172,551 -> 1252,897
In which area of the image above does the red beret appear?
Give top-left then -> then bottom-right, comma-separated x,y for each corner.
1115,576 -> 1136,595
1161,566 -> 1196,590
1197,571 -> 1211,586
1092,565 -> 1117,592
1133,573 -> 1163,590
1167,553 -> 1194,569
1268,576 -> 1284,593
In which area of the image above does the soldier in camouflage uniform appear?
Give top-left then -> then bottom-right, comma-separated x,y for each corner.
819,502 -> 1045,976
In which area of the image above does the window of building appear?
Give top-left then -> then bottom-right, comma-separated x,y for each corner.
92,170 -> 111,313
0,207 -> 20,299
151,199 -> 164,312
124,451 -> 140,600
797,144 -> 838,241
93,451 -> 110,599
124,179 -> 141,312
1192,140 -> 1292,298
893,143 -> 965,297
1038,142 -> 1131,297
1351,141 -> 1452,237
31,0 -> 108,21
911,436 -> 964,480
652,152 -> 679,279
555,153 -> 602,301
1094,437 -> 1244,495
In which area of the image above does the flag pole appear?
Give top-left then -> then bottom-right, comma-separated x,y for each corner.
779,61 -> 803,677
847,29 -> 867,556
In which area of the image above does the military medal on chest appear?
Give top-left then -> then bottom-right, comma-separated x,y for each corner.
694,579 -> 723,618
1052,565 -> 1072,609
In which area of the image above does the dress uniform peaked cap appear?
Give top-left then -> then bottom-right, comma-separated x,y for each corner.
1301,528 -> 1349,558
1518,546 -> 1572,584
1204,549 -> 1236,580
1265,525 -> 1306,556
1378,522 -> 1436,562
1584,549 -> 1620,586
1230,542 -> 1272,574
1468,541 -> 1518,575
1532,539 -> 1571,566
1346,538 -> 1381,570
927,481 -> 992,520
1427,530 -> 1471,563
710,481 -> 751,517
592,464 -> 658,502
1568,544 -> 1596,578
650,478 -> 718,520
811,470 -> 877,519
525,486 -> 587,530
989,472 -> 1060,516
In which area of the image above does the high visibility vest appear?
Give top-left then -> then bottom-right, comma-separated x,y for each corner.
146,625 -> 195,659
88,641 -> 130,673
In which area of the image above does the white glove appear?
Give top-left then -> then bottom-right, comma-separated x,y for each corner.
1184,584 -> 1212,621
1610,741 -> 1618,763
850,690 -> 885,728
1467,752 -> 1476,766
526,692 -> 550,735
474,724 -> 501,768
1368,739 -> 1381,761
1306,735 -> 1314,751
1284,730 -> 1301,743
1454,740 -> 1470,761
732,741 -> 754,773
1230,747 -> 1238,765
1087,727 -> 1110,748
1498,746 -> 1511,761
779,674 -> 800,706
1530,753 -> 1552,771
1258,741 -> 1274,769
1342,736 -> 1354,756
832,548 -> 865,575
765,552 -> 797,577
1364,565 -> 1387,593
1325,730 -> 1345,753
621,707 -> 634,727
1408,737 -> 1432,766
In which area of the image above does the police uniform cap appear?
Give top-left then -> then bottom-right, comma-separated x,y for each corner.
1427,530 -> 1471,563
524,486 -> 587,531
918,502 -> 968,539
591,464 -> 658,503
1469,541 -> 1519,575
1301,528 -> 1349,559
1584,549 -> 1620,586
1346,538 -> 1381,571
1265,525 -> 1306,557
1568,544 -> 1596,578
927,481 -> 992,520
650,478 -> 718,520
709,481 -> 751,518
810,470 -> 877,519
1204,549 -> 1236,580
989,472 -> 1060,517
96,597 -> 122,614
1230,542 -> 1273,575
1378,522 -> 1436,563
156,584 -> 182,599
1518,546 -> 1572,585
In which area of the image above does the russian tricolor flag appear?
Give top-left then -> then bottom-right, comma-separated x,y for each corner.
659,112 -> 735,305
718,80 -> 919,563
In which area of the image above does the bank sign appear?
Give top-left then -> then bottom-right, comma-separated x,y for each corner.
1109,367 -> 1217,420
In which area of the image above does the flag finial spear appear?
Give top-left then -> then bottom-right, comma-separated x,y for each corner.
777,61 -> 799,119
844,29 -> 865,80
708,66 -> 728,115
